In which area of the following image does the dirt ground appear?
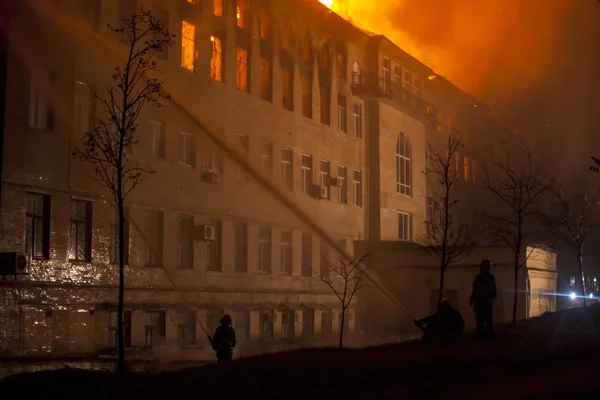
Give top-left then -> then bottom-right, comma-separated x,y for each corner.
1,306 -> 600,399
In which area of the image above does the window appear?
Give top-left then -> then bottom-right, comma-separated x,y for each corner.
260,11 -> 269,39
234,223 -> 248,272
152,7 -> 170,60
73,81 -> 92,135
144,310 -> 166,347
178,311 -> 196,346
181,21 -> 196,72
282,148 -> 293,191
570,276 -> 576,287
259,312 -> 274,339
320,44 -> 329,70
320,240 -> 330,278
212,0 -> 223,16
403,69 -> 412,92
337,52 -> 346,78
69,199 -> 92,262
145,210 -> 163,267
321,310 -> 333,335
109,206 -> 130,265
337,94 -> 347,132
178,215 -> 194,269
236,47 -> 248,92
282,68 -> 293,110
398,211 -> 413,241
259,141 -> 273,176
301,234 -> 312,277
281,24 -> 292,52
258,227 -> 271,273
260,59 -> 272,102
206,220 -> 222,271
320,160 -> 330,200
281,311 -> 295,338
353,104 -> 362,139
301,154 -> 313,195
301,76 -> 312,119
207,309 -> 224,332
320,85 -> 330,125
210,36 -> 223,82
281,230 -> 292,274
29,79 -> 54,130
352,61 -> 362,85
204,144 -> 224,173
150,120 -> 166,159
236,0 -> 247,29
236,133 -> 249,179
302,30 -> 312,61
463,156 -> 470,181
394,64 -> 401,84
353,169 -> 362,207
396,133 -> 412,196
413,75 -> 422,97
25,193 -> 50,260
337,165 -> 347,204
382,57 -> 390,93
179,131 -> 195,167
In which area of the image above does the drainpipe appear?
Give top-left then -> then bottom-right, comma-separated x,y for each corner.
0,0 -> 11,217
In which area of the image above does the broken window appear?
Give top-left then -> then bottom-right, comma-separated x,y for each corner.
301,76 -> 312,119
337,94 -> 347,132
234,223 -> 248,273
320,85 -> 330,125
301,154 -> 313,195
25,193 -> 50,260
179,131 -> 195,167
353,169 -> 362,207
178,310 -> 196,346
258,227 -> 272,273
353,104 -> 362,139
301,234 -> 312,277
145,210 -> 163,267
236,47 -> 248,92
337,165 -> 347,204
181,21 -> 196,72
281,230 -> 292,274
109,206 -> 130,265
282,68 -> 293,111
281,148 -> 294,191
144,310 -> 166,347
210,36 -> 223,82
212,0 -> 223,16
337,52 -> 346,78
236,0 -> 248,29
179,214 -> 194,269
259,141 -> 273,176
260,58 -> 272,102
398,211 -> 413,241
69,199 -> 92,262
397,132 -> 412,196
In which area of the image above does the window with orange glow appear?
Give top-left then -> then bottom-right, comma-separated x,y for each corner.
337,53 -> 345,78
213,0 -> 223,16
301,31 -> 312,61
260,11 -> 269,39
236,48 -> 248,92
260,59 -> 272,101
320,44 -> 329,70
281,24 -> 292,52
236,0 -> 247,29
181,21 -> 196,72
282,68 -> 293,110
210,36 -> 223,82
186,0 -> 196,3
463,156 -> 470,181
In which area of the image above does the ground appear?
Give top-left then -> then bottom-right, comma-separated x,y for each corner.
1,306 -> 600,399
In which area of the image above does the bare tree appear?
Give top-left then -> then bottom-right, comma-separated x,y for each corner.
484,141 -> 552,323
417,132 -> 472,310
541,173 -> 600,307
316,251 -> 371,349
73,9 -> 173,376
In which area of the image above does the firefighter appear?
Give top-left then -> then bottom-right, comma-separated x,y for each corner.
415,299 -> 465,340
210,314 -> 237,363
470,259 -> 497,336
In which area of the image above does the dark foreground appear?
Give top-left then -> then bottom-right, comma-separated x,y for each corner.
2,306 -> 600,399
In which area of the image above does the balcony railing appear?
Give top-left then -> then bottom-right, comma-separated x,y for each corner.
378,77 -> 440,126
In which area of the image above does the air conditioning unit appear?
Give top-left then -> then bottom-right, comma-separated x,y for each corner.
0,252 -> 28,276
201,170 -> 220,184
201,224 -> 216,241
330,177 -> 343,187
320,186 -> 329,199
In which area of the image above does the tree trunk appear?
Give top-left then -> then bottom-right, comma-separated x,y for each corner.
512,217 -> 523,325
338,308 -> 345,349
578,248 -> 587,308
117,192 -> 126,378
512,264 -> 518,324
437,265 -> 446,310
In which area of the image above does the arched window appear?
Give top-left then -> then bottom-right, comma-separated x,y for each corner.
396,133 -> 412,196
281,24 -> 292,52
352,61 -> 361,85
301,29 -> 312,61
319,44 -> 329,70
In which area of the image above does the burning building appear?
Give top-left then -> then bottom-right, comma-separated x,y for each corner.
0,0 -> 557,359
